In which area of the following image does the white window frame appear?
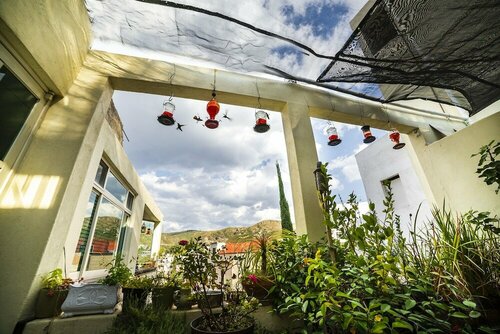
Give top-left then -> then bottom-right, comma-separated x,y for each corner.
74,160 -> 134,281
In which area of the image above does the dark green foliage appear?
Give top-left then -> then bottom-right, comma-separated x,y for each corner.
106,299 -> 188,334
472,140 -> 500,194
276,161 -> 293,232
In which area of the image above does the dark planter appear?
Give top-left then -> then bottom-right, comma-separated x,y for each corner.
152,286 -> 175,310
190,314 -> 254,334
122,287 -> 149,309
174,288 -> 194,310
34,288 -> 68,318
197,290 -> 223,308
242,278 -> 274,306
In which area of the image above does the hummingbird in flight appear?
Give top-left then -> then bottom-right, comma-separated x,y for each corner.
176,123 -> 186,131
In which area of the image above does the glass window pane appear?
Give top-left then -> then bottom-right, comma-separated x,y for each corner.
105,172 -> 127,203
86,198 -> 124,271
126,192 -> 134,210
72,191 -> 99,272
94,161 -> 108,186
0,64 -> 38,159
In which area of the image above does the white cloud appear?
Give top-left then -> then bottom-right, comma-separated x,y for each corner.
330,154 -> 361,182
114,92 -> 295,232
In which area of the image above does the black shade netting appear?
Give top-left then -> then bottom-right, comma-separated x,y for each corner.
318,0 -> 500,114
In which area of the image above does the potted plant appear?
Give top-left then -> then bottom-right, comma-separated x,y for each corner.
151,270 -> 179,310
100,256 -> 133,286
176,237 -> 258,333
35,268 -> 73,318
122,276 -> 154,309
239,229 -> 277,305
173,281 -> 194,310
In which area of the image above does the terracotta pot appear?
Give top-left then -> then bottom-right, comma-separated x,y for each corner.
34,288 -> 68,318
190,314 -> 254,334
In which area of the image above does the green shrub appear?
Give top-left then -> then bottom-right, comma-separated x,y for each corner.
270,163 -> 497,333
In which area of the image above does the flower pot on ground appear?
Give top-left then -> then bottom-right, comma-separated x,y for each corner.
35,288 -> 69,319
152,286 -> 176,309
151,270 -> 180,310
34,268 -> 73,318
196,290 -> 223,308
122,276 -> 153,309
173,287 -> 194,310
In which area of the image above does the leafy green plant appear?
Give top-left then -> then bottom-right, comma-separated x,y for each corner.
270,163 -> 495,333
472,140 -> 500,194
40,268 -> 74,297
125,276 -> 154,289
106,299 -> 188,334
175,237 -> 258,332
100,257 -> 132,286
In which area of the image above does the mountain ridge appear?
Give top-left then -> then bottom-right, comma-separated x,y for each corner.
161,220 -> 281,246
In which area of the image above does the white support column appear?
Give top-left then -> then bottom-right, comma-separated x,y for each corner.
281,102 -> 324,242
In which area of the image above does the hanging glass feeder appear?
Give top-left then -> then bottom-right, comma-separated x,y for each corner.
326,124 -> 342,146
205,92 -> 220,129
389,129 -> 406,149
254,110 -> 270,133
141,223 -> 146,234
157,100 -> 176,126
361,125 -> 376,143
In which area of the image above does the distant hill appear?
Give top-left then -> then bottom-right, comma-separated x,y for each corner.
161,220 -> 281,246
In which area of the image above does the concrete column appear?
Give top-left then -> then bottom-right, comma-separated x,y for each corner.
281,102 -> 324,242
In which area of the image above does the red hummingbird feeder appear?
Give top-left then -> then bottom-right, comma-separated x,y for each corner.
389,129 -> 406,149
157,100 -> 176,126
326,124 -> 342,146
254,110 -> 270,133
361,125 -> 376,143
205,92 -> 220,129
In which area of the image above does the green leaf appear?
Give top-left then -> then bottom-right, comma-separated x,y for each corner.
380,304 -> 390,313
302,300 -> 309,313
463,300 -> 477,308
342,313 -> 353,330
469,310 -> 481,318
392,320 -> 413,331
336,291 -> 350,298
451,312 -> 468,319
372,323 -> 387,333
404,299 -> 417,310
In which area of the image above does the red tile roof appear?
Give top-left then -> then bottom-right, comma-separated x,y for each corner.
220,242 -> 257,254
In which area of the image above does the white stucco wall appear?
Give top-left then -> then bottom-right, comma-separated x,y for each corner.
355,134 -> 433,236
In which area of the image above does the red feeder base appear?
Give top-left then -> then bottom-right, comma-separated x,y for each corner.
157,115 -> 175,126
205,119 -> 219,129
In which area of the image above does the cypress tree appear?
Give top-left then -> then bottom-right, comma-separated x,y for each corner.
276,161 -> 293,231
